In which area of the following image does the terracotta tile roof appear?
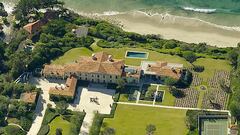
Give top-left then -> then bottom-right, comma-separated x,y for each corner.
147,61 -> 182,79
49,76 -> 77,97
23,20 -> 44,34
43,65 -> 65,76
20,92 -> 37,103
43,52 -> 125,76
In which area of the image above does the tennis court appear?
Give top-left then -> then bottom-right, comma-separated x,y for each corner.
200,116 -> 228,135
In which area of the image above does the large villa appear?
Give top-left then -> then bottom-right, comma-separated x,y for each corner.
42,51 -> 184,97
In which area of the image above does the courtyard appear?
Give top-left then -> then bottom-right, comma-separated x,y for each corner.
71,84 -> 115,114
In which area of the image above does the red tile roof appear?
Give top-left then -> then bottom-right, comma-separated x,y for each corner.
43,52 -> 125,76
49,76 -> 77,97
23,20 -> 44,34
147,61 -> 182,79
20,92 -> 37,103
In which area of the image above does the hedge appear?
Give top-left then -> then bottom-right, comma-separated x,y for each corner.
89,103 -> 117,135
42,108 -> 59,125
37,125 -> 50,135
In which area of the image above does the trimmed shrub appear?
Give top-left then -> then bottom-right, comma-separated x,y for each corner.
89,103 -> 117,135
20,117 -> 32,131
37,125 -> 50,135
4,125 -> 26,135
69,112 -> 86,135
193,65 -> 204,72
89,114 -> 105,135
42,108 -> 59,125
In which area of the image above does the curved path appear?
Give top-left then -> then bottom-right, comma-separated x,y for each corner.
8,123 -> 26,131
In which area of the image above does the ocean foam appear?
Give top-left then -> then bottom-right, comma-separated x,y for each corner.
132,10 -> 240,32
182,7 -> 216,13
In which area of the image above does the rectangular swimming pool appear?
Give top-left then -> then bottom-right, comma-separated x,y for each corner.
125,51 -> 148,59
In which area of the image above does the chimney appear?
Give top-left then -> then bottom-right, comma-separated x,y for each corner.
92,53 -> 96,60
72,29 -> 76,33
108,55 -> 113,62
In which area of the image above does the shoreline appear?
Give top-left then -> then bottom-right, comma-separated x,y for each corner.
68,8 -> 240,47
2,2 -> 240,47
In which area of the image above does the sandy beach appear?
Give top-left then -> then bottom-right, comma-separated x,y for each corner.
99,11 -> 240,48
1,1 -> 240,48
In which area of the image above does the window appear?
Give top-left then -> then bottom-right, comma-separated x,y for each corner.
110,80 -> 112,83
92,75 -> 94,77
115,76 -> 117,79
92,79 -> 94,82
97,75 -> 99,78
110,75 -> 112,78
103,75 -> 105,78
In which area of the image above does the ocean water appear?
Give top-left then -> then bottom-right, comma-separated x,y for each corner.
60,0 -> 240,27
1,0 -> 240,27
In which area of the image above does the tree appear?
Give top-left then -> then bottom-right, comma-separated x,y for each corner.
56,128 -> 62,135
42,20 -> 67,37
102,127 -> 115,135
56,101 -> 68,115
116,78 -> 126,90
169,87 -> 185,98
182,51 -> 197,63
146,124 -> 156,135
219,79 -> 231,93
228,50 -> 238,67
230,101 -> 240,119
164,77 -> 177,87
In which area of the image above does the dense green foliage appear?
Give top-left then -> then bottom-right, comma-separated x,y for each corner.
38,125 -> 50,135
39,107 -> 85,135
229,47 -> 240,131
14,0 -> 62,22
0,81 -> 39,132
89,113 -> 105,135
2,125 -> 27,135
89,103 -> 117,135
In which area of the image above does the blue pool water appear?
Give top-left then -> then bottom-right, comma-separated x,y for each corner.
126,51 -> 148,59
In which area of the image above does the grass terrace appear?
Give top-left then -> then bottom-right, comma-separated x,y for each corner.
48,116 -> 71,135
193,58 -> 231,82
102,104 -> 188,135
52,40 -> 192,67
155,85 -> 175,106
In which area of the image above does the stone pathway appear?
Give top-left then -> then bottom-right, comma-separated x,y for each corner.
27,78 -> 57,135
79,113 -> 94,135
8,123 -> 26,131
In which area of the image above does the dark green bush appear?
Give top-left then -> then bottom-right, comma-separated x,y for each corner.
37,125 -> 50,135
42,108 -> 59,125
20,117 -> 32,131
69,112 -> 86,135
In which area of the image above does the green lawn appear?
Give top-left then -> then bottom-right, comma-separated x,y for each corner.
48,116 -> 71,135
52,40 -> 192,67
103,104 -> 188,135
193,58 -> 232,81
155,86 -> 175,106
